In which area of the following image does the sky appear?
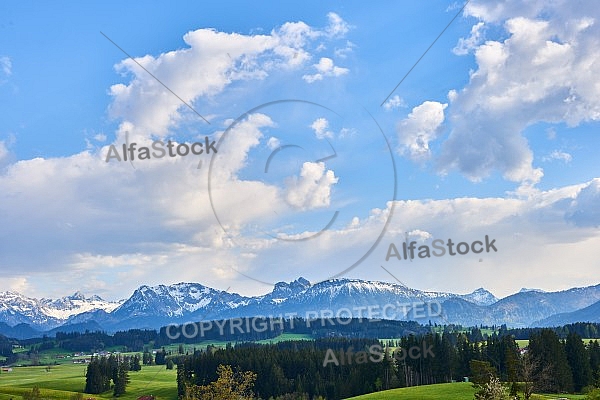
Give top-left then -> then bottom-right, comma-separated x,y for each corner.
0,0 -> 599,301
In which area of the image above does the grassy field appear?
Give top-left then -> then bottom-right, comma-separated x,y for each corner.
255,333 -> 313,344
346,382 -> 587,400
0,333 -> 314,400
0,365 -> 590,400
346,382 -> 478,399
0,364 -> 177,400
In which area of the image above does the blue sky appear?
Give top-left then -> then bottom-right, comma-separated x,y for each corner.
1,0 -> 600,301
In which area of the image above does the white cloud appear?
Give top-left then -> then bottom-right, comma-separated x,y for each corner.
0,56 -> 11,76
543,150 -> 572,163
302,57 -> 349,83
325,12 -> 350,37
0,141 -> 9,162
397,101 -> 447,161
334,41 -> 355,58
383,95 -> 406,111
109,16 -> 350,139
566,178 -> 600,227
453,22 -> 486,55
1,276 -> 29,293
267,137 -> 280,150
285,162 -> 338,210
310,117 -> 334,139
241,178 -> 600,297
437,1 -> 600,185
0,140 -> 14,169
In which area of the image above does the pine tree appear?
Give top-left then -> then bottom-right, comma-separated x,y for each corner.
155,348 -> 166,365
528,329 -> 574,392
113,358 -> 130,397
131,354 -> 142,371
166,359 -> 175,370
142,350 -> 153,365
565,332 -> 592,391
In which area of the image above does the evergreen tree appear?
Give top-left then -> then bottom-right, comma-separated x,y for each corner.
589,340 -> 600,385
84,357 -> 110,394
565,332 -> 592,392
155,348 -> 167,365
113,358 -> 130,397
528,329 -> 573,393
131,354 -> 142,371
142,350 -> 153,365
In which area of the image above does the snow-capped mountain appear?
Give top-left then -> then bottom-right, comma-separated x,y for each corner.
2,278 -> 600,339
0,291 -> 121,330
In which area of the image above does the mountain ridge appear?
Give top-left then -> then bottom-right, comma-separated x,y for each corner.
2,278 -> 600,339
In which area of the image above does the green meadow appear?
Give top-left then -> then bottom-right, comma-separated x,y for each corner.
347,382 -> 587,400
0,364 -> 177,400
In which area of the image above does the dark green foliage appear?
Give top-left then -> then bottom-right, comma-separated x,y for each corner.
566,332 -> 592,391
166,359 -> 175,370
154,348 -> 167,365
528,329 -> 573,393
84,355 -> 130,395
142,350 -> 153,365
113,358 -> 130,397
130,354 -> 142,371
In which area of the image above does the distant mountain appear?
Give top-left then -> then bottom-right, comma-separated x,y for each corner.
1,278 -> 600,338
441,285 -> 600,328
460,287 -> 498,306
0,322 -> 40,340
536,298 -> 600,327
0,291 -> 121,331
519,288 -> 546,293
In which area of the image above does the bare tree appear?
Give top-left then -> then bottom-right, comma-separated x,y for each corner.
521,352 -> 552,400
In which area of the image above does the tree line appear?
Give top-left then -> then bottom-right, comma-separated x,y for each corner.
177,329 -> 600,399
84,353 -> 138,396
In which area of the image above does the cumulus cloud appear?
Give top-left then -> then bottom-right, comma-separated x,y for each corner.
310,117 -> 334,139
566,178 -> 600,227
453,22 -> 486,55
397,101 -> 447,161
0,112 -> 285,298
284,162 -> 338,210
383,95 -> 406,111
325,12 -> 351,37
266,137 -> 280,150
109,16 -> 350,139
437,1 -> 600,185
259,178 -> 600,297
302,57 -> 349,83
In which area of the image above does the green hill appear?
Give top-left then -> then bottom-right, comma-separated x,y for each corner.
346,382 -> 476,400
346,382 -> 588,400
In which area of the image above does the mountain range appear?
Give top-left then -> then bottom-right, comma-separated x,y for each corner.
1,278 -> 600,339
